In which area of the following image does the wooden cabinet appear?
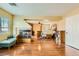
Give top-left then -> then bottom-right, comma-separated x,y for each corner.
59,31 -> 65,43
37,31 -> 41,38
33,23 -> 42,39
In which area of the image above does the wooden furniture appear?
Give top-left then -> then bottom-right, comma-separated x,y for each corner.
16,35 -> 23,43
37,31 -> 41,38
16,29 -> 32,43
46,34 -> 52,39
22,38 -> 32,43
33,23 -> 42,39
59,31 -> 65,43
16,35 -> 32,43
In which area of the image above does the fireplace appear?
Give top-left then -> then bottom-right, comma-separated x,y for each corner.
19,30 -> 32,38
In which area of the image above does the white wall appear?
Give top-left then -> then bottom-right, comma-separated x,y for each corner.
58,19 -> 65,31
65,15 -> 79,49
13,15 -> 65,36
13,16 -> 31,36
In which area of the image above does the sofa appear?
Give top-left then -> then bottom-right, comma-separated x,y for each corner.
0,35 -> 16,48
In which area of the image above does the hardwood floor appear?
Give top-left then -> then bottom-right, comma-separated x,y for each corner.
65,45 -> 79,56
0,39 -> 79,56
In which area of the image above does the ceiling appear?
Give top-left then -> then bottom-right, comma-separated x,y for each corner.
0,3 -> 79,16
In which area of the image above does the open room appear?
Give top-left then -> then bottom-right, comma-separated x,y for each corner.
0,3 -> 79,56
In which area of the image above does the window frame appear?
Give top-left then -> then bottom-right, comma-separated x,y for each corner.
0,16 -> 9,33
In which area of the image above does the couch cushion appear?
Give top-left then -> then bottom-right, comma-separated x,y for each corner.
7,35 -> 14,39
0,38 -> 16,44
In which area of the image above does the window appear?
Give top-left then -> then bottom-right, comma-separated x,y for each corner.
0,16 -> 9,33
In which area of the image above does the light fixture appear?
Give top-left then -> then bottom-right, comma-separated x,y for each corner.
9,3 -> 17,6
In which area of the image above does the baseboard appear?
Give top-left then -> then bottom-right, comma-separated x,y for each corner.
67,45 -> 79,50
